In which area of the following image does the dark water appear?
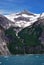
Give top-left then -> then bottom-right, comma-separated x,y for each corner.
0,54 -> 44,65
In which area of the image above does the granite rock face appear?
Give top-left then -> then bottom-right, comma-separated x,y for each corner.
0,26 -> 10,55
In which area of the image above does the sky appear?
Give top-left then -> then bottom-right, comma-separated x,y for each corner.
0,0 -> 44,14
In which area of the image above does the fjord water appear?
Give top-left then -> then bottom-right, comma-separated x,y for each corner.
0,54 -> 44,65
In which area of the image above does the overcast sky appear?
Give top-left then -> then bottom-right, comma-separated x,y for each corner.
0,0 -> 44,14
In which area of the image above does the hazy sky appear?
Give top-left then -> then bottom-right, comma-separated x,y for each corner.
0,0 -> 44,14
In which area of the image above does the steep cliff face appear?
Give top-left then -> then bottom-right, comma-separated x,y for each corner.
38,18 -> 44,45
0,26 -> 10,55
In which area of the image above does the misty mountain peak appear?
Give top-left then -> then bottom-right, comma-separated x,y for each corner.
16,10 -> 36,16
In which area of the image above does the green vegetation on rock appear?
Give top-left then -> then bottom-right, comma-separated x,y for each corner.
5,21 -> 44,54
5,27 -> 23,54
18,22 -> 42,46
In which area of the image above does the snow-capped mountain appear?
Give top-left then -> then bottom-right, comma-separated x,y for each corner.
4,10 -> 40,28
0,10 -> 44,29
0,10 -> 44,55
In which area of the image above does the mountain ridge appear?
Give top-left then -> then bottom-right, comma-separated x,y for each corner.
0,10 -> 44,55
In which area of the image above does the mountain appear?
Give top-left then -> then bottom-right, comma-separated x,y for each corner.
0,10 -> 44,55
5,10 -> 40,28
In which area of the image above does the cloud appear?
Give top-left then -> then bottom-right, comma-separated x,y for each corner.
0,10 -> 13,15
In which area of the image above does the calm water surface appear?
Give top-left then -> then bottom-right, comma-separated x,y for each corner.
0,54 -> 44,65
